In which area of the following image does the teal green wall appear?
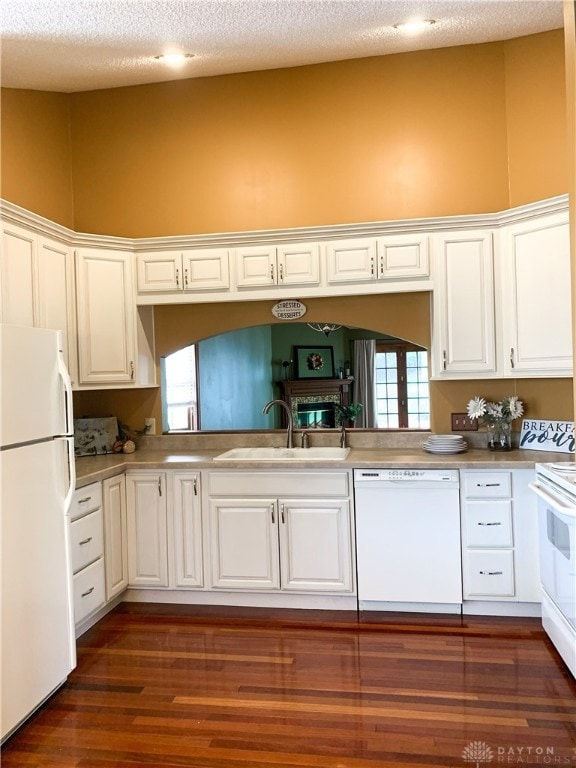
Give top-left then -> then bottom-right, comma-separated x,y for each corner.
198,326 -> 274,429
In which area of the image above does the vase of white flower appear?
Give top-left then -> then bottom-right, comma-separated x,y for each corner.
486,421 -> 513,451
467,396 -> 524,451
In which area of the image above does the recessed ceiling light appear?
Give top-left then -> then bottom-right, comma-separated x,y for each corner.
154,53 -> 195,67
393,19 -> 436,35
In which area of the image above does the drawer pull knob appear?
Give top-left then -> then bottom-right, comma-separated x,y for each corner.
79,537 -> 93,545
477,483 -> 500,487
81,586 -> 95,598
479,570 -> 503,576
478,522 -> 501,526
78,497 -> 91,503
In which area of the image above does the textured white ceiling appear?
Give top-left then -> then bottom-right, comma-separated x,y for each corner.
0,0 -> 565,93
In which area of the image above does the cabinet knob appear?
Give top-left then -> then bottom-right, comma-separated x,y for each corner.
510,348 -> 515,369
270,504 -> 275,524
442,350 -> 447,370
175,268 -> 180,287
279,262 -> 284,282
479,570 -> 503,576
478,522 -> 501,526
184,268 -> 189,288
270,263 -> 275,282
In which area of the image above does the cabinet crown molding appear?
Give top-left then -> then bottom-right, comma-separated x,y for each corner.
1,195 -> 569,252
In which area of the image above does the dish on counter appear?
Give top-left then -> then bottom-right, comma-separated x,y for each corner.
422,435 -> 468,454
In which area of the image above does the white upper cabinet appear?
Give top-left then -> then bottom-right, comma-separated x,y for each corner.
35,235 -> 77,383
235,243 -> 320,288
1,222 -> 36,326
327,234 -> 429,284
500,212 -> 572,377
136,249 -> 230,293
0,224 -> 77,382
431,231 -> 496,378
75,248 -> 137,385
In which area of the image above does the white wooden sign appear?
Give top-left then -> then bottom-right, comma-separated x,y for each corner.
271,300 -> 307,320
519,419 -> 575,453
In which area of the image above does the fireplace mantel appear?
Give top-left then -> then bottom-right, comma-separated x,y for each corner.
279,378 -> 353,429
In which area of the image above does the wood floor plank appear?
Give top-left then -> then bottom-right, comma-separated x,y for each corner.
2,605 -> 575,768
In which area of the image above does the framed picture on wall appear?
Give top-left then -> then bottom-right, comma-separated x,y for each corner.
294,346 -> 335,379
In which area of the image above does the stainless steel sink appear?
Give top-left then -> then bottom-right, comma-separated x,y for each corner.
213,447 -> 350,461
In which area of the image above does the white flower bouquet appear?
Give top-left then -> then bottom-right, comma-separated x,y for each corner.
466,395 -> 524,451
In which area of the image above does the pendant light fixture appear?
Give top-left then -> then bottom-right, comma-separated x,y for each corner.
307,323 -> 342,337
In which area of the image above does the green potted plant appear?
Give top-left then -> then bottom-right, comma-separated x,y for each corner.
335,402 -> 363,425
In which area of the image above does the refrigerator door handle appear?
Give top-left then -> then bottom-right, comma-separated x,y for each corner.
63,437 -> 76,516
57,349 -> 74,437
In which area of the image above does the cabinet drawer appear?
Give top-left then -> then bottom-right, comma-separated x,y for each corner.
464,550 -> 515,597
73,558 -> 105,624
71,482 -> 102,520
463,501 -> 513,547
462,472 -> 511,498
208,471 -> 349,497
70,508 -> 104,573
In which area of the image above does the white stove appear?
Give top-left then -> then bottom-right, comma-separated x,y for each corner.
530,461 -> 576,678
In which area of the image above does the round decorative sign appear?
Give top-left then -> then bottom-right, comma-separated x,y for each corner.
271,300 -> 307,320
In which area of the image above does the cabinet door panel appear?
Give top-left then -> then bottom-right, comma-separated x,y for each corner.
277,243 -> 319,285
326,238 -> 376,283
209,499 -> 279,589
172,473 -> 203,587
103,475 -> 128,600
503,215 -> 572,375
76,249 -> 136,384
137,252 -> 181,292
378,234 -> 429,279
36,236 -> 77,382
432,232 -> 495,376
126,473 -> 168,587
279,500 -> 352,592
235,246 -> 275,287
183,249 -> 230,290
1,223 -> 36,325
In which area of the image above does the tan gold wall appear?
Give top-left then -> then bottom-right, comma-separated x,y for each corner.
67,42 -> 514,236
505,31 -> 568,207
0,89 -> 74,228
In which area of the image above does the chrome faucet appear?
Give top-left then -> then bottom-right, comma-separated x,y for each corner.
262,399 -> 294,448
340,423 -> 347,449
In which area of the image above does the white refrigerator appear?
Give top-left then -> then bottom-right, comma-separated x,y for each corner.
0,324 -> 76,742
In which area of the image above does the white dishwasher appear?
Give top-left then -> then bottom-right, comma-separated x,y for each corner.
354,468 -> 462,613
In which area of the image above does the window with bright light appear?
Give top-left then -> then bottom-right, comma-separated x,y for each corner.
163,344 -> 198,431
375,342 -> 430,429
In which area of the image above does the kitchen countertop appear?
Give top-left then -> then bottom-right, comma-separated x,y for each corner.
74,447 -> 569,488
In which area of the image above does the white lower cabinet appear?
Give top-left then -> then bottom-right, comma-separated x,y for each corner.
460,469 -> 540,604
172,472 -> 203,588
70,484 -> 106,627
207,471 -> 354,593
125,470 -> 203,589
102,474 -> 128,600
126,472 -> 168,587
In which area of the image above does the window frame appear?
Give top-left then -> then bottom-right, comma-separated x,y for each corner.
375,340 -> 430,430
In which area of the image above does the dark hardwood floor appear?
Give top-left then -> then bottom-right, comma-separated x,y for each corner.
2,604 -> 575,767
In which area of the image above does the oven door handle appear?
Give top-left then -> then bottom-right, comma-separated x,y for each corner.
529,481 -> 576,516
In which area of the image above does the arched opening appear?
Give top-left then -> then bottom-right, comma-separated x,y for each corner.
161,323 -> 430,432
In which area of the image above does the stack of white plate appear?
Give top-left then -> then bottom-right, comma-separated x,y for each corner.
422,434 -> 468,454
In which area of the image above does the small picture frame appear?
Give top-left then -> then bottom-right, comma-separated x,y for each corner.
294,346 -> 335,379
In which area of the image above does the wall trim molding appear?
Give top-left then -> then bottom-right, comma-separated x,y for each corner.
0,194 -> 569,252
